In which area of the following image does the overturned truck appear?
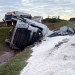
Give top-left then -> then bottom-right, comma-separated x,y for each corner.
5,13 -> 49,50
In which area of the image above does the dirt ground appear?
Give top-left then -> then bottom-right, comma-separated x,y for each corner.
0,45 -> 24,65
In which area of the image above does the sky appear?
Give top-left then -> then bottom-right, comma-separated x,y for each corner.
0,0 -> 75,21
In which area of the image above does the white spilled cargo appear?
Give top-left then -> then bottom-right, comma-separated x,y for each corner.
48,26 -> 75,37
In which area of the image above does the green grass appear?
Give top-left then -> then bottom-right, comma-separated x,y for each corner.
0,49 -> 32,75
0,28 -> 11,53
1,24 -> 6,27
0,28 -> 11,45
45,21 -> 74,30
54,21 -> 73,28
0,28 -> 32,75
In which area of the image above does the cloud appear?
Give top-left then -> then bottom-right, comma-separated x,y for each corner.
0,0 -> 75,20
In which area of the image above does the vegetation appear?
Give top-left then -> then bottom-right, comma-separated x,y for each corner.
0,49 -> 32,75
42,17 -> 73,30
42,17 -> 66,23
0,28 -> 11,53
1,24 -> 6,27
54,21 -> 73,28
0,27 -> 32,75
0,28 -> 11,45
69,18 -> 75,21
0,22 -> 6,27
44,20 -> 73,30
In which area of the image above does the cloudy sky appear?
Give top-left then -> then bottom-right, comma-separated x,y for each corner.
0,0 -> 75,21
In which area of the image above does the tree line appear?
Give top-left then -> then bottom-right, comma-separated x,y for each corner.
42,17 -> 66,23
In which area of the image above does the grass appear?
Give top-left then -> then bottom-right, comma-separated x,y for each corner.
0,28 -> 11,53
45,21 -> 74,30
54,21 -> 73,28
0,49 -> 32,75
1,24 -> 6,27
0,28 -> 11,45
0,27 -> 32,75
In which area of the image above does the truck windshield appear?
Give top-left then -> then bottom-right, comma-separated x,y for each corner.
5,15 -> 12,20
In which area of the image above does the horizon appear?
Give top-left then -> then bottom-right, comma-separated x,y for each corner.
0,0 -> 75,21
0,15 -> 74,22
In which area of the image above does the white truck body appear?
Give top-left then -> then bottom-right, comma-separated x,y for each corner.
32,16 -> 43,23
4,11 -> 32,22
5,11 -> 51,49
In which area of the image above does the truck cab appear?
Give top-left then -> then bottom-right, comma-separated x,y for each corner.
4,11 -> 32,26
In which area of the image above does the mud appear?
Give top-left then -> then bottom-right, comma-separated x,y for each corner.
0,49 -> 23,65
0,44 -> 32,65
0,51 -> 14,65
